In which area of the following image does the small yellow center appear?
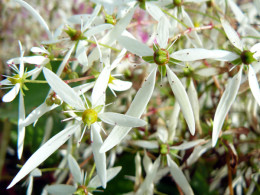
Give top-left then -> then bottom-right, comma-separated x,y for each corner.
108,75 -> 115,84
82,109 -> 98,127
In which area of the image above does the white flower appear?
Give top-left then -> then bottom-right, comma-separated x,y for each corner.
211,19 -> 260,147
41,67 -> 146,187
116,15 -> 195,136
0,41 -> 35,159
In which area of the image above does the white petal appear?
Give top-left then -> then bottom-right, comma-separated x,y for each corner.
110,49 -> 127,70
18,92 -> 25,159
85,24 -> 114,37
157,16 -> 169,48
167,155 -> 194,195
30,46 -> 49,55
91,123 -> 107,188
76,40 -> 88,66
2,83 -> 20,102
250,43 -> 260,60
170,139 -> 205,150
166,66 -> 195,135
7,56 -> 49,65
91,66 -> 110,107
212,68 -> 242,147
45,184 -> 76,195
188,80 -> 202,133
117,35 -> 153,57
221,18 -> 243,51
109,79 -> 132,91
22,102 -> 59,127
99,67 -> 157,153
171,49 -> 239,62
43,68 -> 85,110
68,155 -> 83,184
82,4 -> 101,31
88,166 -> 122,189
187,142 -> 211,166
131,140 -> 159,149
146,2 -> 165,21
98,112 -> 146,127
7,123 -> 80,189
136,156 -> 161,195
248,65 -> 260,106
13,0 -> 52,39
56,44 -> 76,76
228,0 -> 246,23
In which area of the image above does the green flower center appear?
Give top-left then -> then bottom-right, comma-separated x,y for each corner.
82,109 -> 98,127
153,48 -> 169,66
8,74 -> 22,84
240,50 -> 256,65
160,144 -> 169,155
74,185 -> 88,195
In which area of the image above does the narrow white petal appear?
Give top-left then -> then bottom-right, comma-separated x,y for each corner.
98,112 -> 146,127
7,123 -> 80,189
146,2 -> 165,21
131,140 -> 159,149
136,156 -> 161,195
228,0 -> 246,23
91,123 -> 107,188
18,92 -> 25,159
76,40 -> 88,66
109,79 -> 132,91
91,66 -> 110,107
221,18 -> 243,51
26,176 -> 33,195
110,49 -> 127,70
157,16 -> 169,48
82,4 -> 101,31
166,66 -> 195,135
22,102 -> 59,127
170,139 -> 205,150
171,49 -> 239,62
117,35 -> 153,57
85,24 -> 114,37
187,142 -> 211,166
167,155 -> 194,195
2,83 -> 20,102
43,68 -> 85,110
45,184 -> 76,195
212,68 -> 242,147
250,43 -> 260,59
188,80 -> 202,133
7,56 -> 49,65
248,65 -> 260,106
13,0 -> 52,39
30,46 -> 49,55
56,44 -> 76,76
99,67 -> 157,153
88,166 -> 122,189
68,155 -> 83,184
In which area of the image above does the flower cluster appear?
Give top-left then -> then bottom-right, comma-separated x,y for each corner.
1,0 -> 259,194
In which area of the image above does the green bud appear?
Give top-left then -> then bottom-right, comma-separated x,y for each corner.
53,98 -> 61,105
45,98 -> 54,106
69,72 -> 79,79
153,48 -> 169,66
240,50 -> 256,65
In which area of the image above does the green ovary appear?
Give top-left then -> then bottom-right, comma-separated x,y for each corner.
8,74 -> 22,84
154,48 -> 169,66
82,109 -> 98,127
240,50 -> 256,65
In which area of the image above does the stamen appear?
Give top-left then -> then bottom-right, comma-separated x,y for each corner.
97,122 -> 107,135
61,116 -> 77,123
78,125 -> 88,144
